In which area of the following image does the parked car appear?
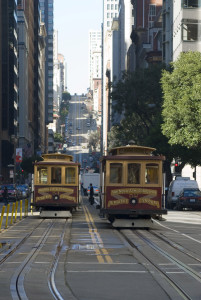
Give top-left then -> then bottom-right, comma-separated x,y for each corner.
17,184 -> 30,198
177,188 -> 201,210
0,184 -> 21,201
167,177 -> 198,209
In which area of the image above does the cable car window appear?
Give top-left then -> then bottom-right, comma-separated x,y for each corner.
145,163 -> 159,184
37,167 -> 48,184
65,167 -> 76,184
110,163 -> 122,183
51,167 -> 61,184
128,163 -> 140,184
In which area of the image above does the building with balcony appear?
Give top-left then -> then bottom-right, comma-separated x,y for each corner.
130,0 -> 163,70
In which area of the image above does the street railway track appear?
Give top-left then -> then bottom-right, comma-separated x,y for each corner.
0,219 -> 45,266
0,218 -> 72,300
118,228 -> 201,300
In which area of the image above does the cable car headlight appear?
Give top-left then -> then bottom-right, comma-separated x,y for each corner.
130,198 -> 137,205
53,194 -> 59,201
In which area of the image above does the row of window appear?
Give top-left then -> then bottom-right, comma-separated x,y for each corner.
108,163 -> 159,185
107,12 -> 118,18
36,166 -> 76,185
183,0 -> 201,8
107,4 -> 118,10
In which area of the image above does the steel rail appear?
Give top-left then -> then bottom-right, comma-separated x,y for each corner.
135,230 -> 201,282
0,219 -> 44,266
149,229 -> 201,265
48,219 -> 70,300
10,220 -> 55,300
119,229 -> 192,300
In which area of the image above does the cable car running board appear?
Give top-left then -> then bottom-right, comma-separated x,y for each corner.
112,218 -> 154,228
40,210 -> 72,218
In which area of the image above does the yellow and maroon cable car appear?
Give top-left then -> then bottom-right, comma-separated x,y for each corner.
100,145 -> 167,227
33,153 -> 80,217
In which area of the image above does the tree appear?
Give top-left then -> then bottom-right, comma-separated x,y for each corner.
88,131 -> 100,151
54,133 -> 64,143
110,65 -> 167,147
20,155 -> 43,174
62,91 -> 71,101
161,51 -> 201,149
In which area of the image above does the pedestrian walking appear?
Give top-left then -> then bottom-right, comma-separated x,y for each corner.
89,183 -> 94,205
3,186 -> 8,205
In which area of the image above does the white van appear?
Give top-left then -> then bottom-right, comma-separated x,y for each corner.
167,177 -> 198,209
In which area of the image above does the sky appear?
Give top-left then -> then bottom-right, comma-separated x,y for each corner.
54,0 -> 103,95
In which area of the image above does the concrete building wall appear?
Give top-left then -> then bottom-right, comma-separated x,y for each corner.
173,3 -> 201,61
17,9 -> 29,150
162,0 -> 173,65
0,0 -> 2,178
89,30 -> 102,90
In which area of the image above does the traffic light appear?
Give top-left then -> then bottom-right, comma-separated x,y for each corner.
174,162 -> 179,173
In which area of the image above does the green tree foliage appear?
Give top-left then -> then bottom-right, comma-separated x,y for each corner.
21,155 -> 43,174
62,91 -> 71,101
110,64 -> 165,146
161,51 -> 201,149
88,131 -> 100,151
54,133 -> 64,143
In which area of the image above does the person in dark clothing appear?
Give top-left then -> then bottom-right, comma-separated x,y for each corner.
3,186 -> 8,205
89,183 -> 94,205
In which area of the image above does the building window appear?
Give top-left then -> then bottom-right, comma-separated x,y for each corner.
183,0 -> 201,8
149,4 -> 156,16
149,21 -> 154,28
182,19 -> 201,41
107,4 -> 110,9
107,21 -> 110,27
111,4 -> 114,9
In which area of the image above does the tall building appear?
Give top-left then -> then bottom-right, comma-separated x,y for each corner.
102,0 -> 119,154
173,0 -> 201,61
130,0 -> 163,70
17,1 -> 29,152
58,54 -> 66,93
36,12 -> 46,154
89,30 -> 102,90
162,0 -> 173,65
0,0 -> 18,181
24,0 -> 35,155
0,0 -> 2,181
39,0 -> 54,125
103,0 -> 119,33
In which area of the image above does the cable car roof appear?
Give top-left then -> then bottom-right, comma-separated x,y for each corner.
109,145 -> 156,156
41,153 -> 74,162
